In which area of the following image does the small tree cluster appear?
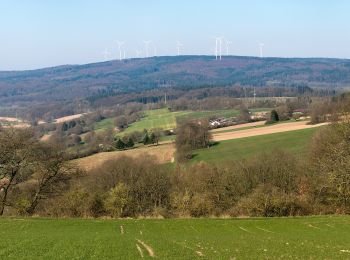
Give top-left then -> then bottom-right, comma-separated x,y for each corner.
175,119 -> 211,162
115,137 -> 134,150
142,129 -> 161,145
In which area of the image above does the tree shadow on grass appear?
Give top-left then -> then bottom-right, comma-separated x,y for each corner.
210,141 -> 220,147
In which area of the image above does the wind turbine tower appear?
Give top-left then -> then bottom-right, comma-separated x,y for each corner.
215,37 -> 223,60
176,41 -> 183,56
225,40 -> 232,56
143,40 -> 152,58
253,87 -> 256,103
153,45 -> 157,57
135,50 -> 142,58
116,41 -> 125,60
259,42 -> 264,58
102,49 -> 110,61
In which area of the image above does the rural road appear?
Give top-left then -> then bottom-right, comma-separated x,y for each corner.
212,121 -> 328,142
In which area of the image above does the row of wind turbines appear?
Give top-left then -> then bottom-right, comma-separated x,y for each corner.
102,39 -> 265,61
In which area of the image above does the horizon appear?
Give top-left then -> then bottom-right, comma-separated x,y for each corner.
2,54 -> 350,72
1,0 -> 349,70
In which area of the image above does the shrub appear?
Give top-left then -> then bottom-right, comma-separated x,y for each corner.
104,183 -> 131,218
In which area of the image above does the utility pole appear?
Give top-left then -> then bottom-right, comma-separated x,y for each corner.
253,87 -> 256,103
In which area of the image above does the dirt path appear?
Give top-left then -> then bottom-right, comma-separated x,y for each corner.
212,121 -> 327,142
211,121 -> 266,133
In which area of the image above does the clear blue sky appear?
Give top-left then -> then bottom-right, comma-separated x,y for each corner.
1,0 -> 349,70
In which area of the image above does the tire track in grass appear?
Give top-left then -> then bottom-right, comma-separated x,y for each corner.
136,244 -> 144,258
238,226 -> 253,234
306,223 -> 321,230
172,240 -> 205,258
256,227 -> 276,234
136,239 -> 155,257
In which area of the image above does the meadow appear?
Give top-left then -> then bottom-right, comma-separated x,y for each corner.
94,108 -> 240,134
1,216 -> 349,259
192,127 -> 319,163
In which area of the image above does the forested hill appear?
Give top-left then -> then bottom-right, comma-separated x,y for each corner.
1,55 -> 350,104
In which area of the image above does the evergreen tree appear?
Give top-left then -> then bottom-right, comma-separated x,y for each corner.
142,133 -> 150,145
126,138 -> 134,148
149,132 -> 156,144
270,110 -> 279,122
115,139 -> 125,150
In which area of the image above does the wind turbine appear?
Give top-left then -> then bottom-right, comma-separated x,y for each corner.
258,42 -> 264,58
102,48 -> 110,61
153,44 -> 157,57
225,40 -> 232,56
215,37 -> 223,60
143,40 -> 152,58
176,40 -> 183,56
135,49 -> 142,58
116,41 -> 125,60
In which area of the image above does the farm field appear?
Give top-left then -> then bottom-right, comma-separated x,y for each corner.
212,121 -> 326,142
193,127 -> 320,163
76,122 -> 325,169
211,120 -> 266,133
74,143 -> 175,171
1,216 -> 350,259
95,108 -> 240,133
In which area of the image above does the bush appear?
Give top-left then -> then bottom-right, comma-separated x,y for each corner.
104,183 -> 130,218
115,139 -> 125,150
266,110 -> 279,124
233,185 -> 306,217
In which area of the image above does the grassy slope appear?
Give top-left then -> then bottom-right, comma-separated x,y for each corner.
1,216 -> 349,259
94,108 -> 240,134
122,109 -> 189,134
192,128 -> 318,163
93,118 -> 115,131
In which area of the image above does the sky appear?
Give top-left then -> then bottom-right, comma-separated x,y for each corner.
0,0 -> 349,70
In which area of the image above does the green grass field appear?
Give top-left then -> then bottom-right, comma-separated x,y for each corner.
93,118 -> 115,131
192,128 -> 319,163
1,216 -> 350,259
95,108 -> 240,134
122,109 -> 189,134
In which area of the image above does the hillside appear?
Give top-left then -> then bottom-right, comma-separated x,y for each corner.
1,55 -> 350,106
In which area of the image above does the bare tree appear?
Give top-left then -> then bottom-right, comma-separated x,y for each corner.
25,143 -> 81,215
0,129 -> 35,215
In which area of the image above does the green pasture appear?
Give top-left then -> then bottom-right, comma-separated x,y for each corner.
0,216 -> 349,259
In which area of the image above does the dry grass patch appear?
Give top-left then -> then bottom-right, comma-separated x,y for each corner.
74,143 -> 175,171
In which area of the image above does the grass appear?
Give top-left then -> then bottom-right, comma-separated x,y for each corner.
115,108 -> 239,135
176,109 -> 239,121
93,118 -> 115,131
122,109 -> 189,135
193,127 -> 319,163
1,216 -> 350,259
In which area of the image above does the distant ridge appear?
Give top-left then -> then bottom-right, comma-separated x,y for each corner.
0,55 -> 349,105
